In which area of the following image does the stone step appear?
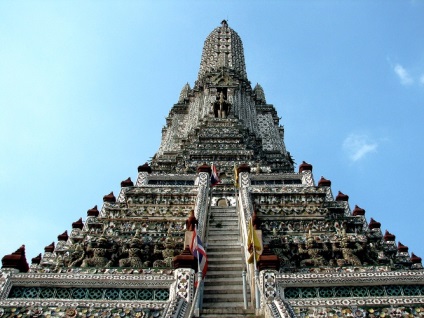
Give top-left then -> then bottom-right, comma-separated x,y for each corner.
210,212 -> 237,215
207,250 -> 241,258
207,237 -> 239,242
207,235 -> 239,239
210,210 -> 237,214
207,237 -> 240,242
210,211 -> 237,214
207,231 -> 239,236
199,309 -> 263,318
202,301 -> 247,309
207,229 -> 239,234
203,293 -> 246,302
207,244 -> 241,250
210,207 -> 237,210
203,298 -> 246,305
206,246 -> 241,251
207,264 -> 244,270
208,221 -> 238,227
208,264 -> 245,271
207,259 -> 242,263
208,262 -> 244,268
208,221 -> 238,225
210,211 -> 238,216
210,213 -> 238,218
200,314 -> 263,318
207,270 -> 245,278
203,284 -> 244,293
210,212 -> 237,214
199,309 -> 264,318
209,218 -> 238,223
208,229 -> 240,237
208,256 -> 242,263
208,227 -> 238,232
207,236 -> 239,241
208,262 -> 245,275
204,276 -> 244,284
203,287 -> 243,293
207,245 -> 241,251
210,212 -> 238,216
207,255 -> 242,260
207,241 -> 240,246
200,308 -> 258,317
205,245 -> 241,251
204,282 -> 243,289
207,255 -> 243,260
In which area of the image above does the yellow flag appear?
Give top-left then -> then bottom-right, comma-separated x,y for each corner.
234,164 -> 239,188
247,219 -> 262,264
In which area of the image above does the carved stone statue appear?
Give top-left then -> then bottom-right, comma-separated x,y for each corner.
185,210 -> 198,231
298,234 -> 328,267
153,236 -> 180,268
67,242 -> 85,267
332,234 -> 363,266
119,230 -> 146,268
81,235 -> 111,268
213,91 -> 231,118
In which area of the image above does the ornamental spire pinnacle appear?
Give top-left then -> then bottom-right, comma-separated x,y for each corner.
197,21 -> 247,81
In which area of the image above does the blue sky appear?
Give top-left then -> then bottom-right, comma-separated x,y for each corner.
1,1 -> 424,263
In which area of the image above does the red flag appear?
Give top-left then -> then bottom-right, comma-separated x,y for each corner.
210,164 -> 221,186
190,227 -> 208,282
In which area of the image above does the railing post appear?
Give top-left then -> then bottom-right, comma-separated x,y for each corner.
194,271 -> 202,317
255,269 -> 260,310
242,269 -> 248,309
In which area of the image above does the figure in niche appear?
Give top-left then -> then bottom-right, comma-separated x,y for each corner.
298,233 -> 329,267
67,242 -> 85,267
270,236 -> 293,269
332,234 -> 363,266
213,91 -> 231,118
152,236 -> 181,268
119,230 -> 148,268
81,235 -> 112,268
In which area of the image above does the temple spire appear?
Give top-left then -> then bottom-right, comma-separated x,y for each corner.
197,21 -> 247,81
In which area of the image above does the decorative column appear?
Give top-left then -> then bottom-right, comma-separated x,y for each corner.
135,163 -> 152,186
194,164 -> 211,239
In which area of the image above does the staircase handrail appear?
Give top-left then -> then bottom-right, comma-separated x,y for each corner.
187,186 -> 212,317
236,173 -> 266,314
235,185 -> 254,310
187,272 -> 203,318
203,186 -> 213,243
237,185 -> 254,285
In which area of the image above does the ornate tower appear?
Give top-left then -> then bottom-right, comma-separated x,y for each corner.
1,21 -> 423,318
152,20 -> 293,175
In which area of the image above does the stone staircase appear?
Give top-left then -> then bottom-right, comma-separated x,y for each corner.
199,206 -> 261,318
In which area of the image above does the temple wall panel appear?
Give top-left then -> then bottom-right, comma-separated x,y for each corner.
257,112 -> 285,152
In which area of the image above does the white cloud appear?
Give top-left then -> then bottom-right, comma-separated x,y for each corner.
343,134 -> 378,162
420,74 -> 424,86
394,64 -> 414,85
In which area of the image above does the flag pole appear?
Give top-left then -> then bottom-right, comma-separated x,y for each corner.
195,225 -> 201,276
234,162 -> 239,214
251,217 -> 260,310
194,224 -> 202,316
251,217 -> 257,269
